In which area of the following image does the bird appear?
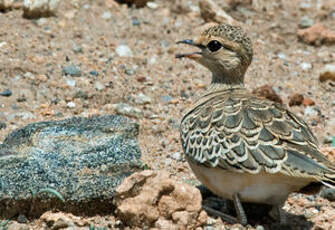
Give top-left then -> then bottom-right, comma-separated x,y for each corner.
176,24 -> 335,225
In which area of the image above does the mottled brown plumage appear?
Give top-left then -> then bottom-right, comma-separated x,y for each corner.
176,24 -> 335,225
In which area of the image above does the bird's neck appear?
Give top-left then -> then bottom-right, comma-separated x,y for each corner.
209,72 -> 245,92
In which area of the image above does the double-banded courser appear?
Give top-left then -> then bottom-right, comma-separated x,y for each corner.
176,24 -> 335,225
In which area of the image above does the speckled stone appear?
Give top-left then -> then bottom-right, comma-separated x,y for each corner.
0,115 -> 143,218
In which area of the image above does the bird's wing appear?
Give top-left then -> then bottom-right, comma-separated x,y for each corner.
180,93 -> 335,184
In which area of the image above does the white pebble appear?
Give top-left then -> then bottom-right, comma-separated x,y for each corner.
116,45 -> 133,57
67,102 -> 76,108
146,2 -> 158,9
66,79 -> 76,87
102,11 -> 112,19
301,62 -> 312,70
304,107 -> 318,117
94,81 -> 105,91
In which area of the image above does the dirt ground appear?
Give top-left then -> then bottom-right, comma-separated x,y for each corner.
0,0 -> 335,229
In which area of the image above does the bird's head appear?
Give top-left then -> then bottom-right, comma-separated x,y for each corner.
176,24 -> 253,85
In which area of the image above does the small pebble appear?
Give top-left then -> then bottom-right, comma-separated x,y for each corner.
0,41 -> 7,48
66,79 -> 76,87
304,107 -> 318,116
147,2 -> 158,9
319,64 -> 335,82
132,17 -> 141,26
165,158 -> 172,166
67,102 -> 76,108
62,65 -> 81,77
24,72 -> 35,79
72,43 -> 83,53
134,93 -> 152,105
323,135 -> 333,144
102,11 -> 112,19
172,152 -> 182,161
113,103 -> 143,118
299,16 -> 314,29
0,89 -> 12,97
94,81 -> 105,91
161,95 -> 173,103
256,225 -> 265,230
125,68 -> 135,75
89,70 -> 99,76
277,53 -> 287,60
17,214 -> 28,223
0,122 -> 6,130
320,188 -> 335,201
301,62 -> 312,70
149,55 -> 157,65
116,44 -> 133,57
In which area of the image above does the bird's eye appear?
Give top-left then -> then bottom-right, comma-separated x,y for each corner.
207,40 -> 222,52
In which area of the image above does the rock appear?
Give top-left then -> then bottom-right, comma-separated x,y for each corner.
252,85 -> 283,104
114,170 -> 206,229
117,0 -> 153,8
17,214 -> 28,223
172,152 -> 182,161
146,1 -> 158,9
94,81 -> 105,91
298,16 -> 314,29
124,68 -> 135,75
161,95 -> 173,103
89,70 -> 99,76
40,211 -> 86,229
0,122 -> 6,130
0,89 -> 12,97
0,115 -> 142,218
0,0 -> 14,10
302,97 -> 315,106
132,17 -> 141,26
113,103 -> 144,118
66,101 -> 75,108
62,65 -> 82,77
199,0 -> 237,25
72,44 -> 83,53
7,222 -> 30,230
320,188 -> 335,201
8,111 -> 36,120
304,106 -> 318,117
116,44 -> 133,57
297,23 -> 335,46
300,62 -> 312,71
101,11 -> 112,19
289,93 -> 304,106
319,64 -> 335,82
65,79 -> 76,87
23,0 -> 60,19
0,0 -> 22,10
134,93 -> 152,105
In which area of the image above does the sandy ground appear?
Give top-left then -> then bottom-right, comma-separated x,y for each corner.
1,0 -> 335,229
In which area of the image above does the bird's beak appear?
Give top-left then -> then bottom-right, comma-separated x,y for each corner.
175,39 -> 204,60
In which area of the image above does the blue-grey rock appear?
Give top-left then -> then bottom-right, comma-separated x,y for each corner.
62,65 -> 81,77
320,188 -> 335,201
89,70 -> 99,76
0,89 -> 12,97
0,115 -> 143,218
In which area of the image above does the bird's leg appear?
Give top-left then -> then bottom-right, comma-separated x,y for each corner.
269,204 -> 287,224
202,193 -> 248,226
278,205 -> 287,224
202,204 -> 238,224
233,193 -> 248,226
